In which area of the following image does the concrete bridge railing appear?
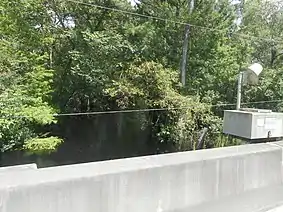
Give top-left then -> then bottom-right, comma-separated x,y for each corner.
0,163 -> 37,173
0,142 -> 283,212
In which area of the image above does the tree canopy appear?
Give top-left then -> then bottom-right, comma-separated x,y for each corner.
0,0 -> 283,155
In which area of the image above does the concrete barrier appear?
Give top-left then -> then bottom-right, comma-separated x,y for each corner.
0,143 -> 282,212
270,141 -> 283,179
0,163 -> 37,175
172,184 -> 283,212
266,205 -> 283,212
271,141 -> 283,163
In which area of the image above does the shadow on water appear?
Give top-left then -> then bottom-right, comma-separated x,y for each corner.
0,111 -> 240,168
1,112 -> 156,168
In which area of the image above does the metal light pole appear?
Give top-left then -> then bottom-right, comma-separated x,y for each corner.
235,63 -> 263,110
236,71 -> 243,110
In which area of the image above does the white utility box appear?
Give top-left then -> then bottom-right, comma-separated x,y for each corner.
223,109 -> 283,140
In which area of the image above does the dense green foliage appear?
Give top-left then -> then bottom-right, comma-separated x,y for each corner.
0,0 -> 62,153
0,0 -> 282,154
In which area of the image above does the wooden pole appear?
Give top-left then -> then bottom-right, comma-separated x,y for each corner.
180,0 -> 194,86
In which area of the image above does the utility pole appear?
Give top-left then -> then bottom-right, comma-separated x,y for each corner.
180,0 -> 194,86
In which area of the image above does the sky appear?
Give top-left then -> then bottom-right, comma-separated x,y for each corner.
129,0 -> 139,6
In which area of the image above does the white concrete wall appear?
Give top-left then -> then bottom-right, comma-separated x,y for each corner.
175,184 -> 283,212
266,205 -> 283,212
0,163 -> 37,177
267,205 -> 283,212
0,143 -> 282,212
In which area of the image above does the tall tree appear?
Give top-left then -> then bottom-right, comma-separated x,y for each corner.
0,0 -> 62,154
236,0 -> 283,111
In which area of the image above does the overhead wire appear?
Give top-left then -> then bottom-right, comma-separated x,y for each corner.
1,99 -> 282,119
51,99 -> 283,117
66,0 -> 283,44
0,100 -> 282,119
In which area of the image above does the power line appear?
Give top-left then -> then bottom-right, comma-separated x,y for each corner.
66,0 -> 283,44
52,99 -> 283,117
1,100 -> 282,119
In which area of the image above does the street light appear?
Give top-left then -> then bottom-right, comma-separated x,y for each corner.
236,63 -> 263,110
224,63 -> 283,141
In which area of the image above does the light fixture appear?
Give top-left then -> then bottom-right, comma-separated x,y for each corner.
236,63 -> 263,110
